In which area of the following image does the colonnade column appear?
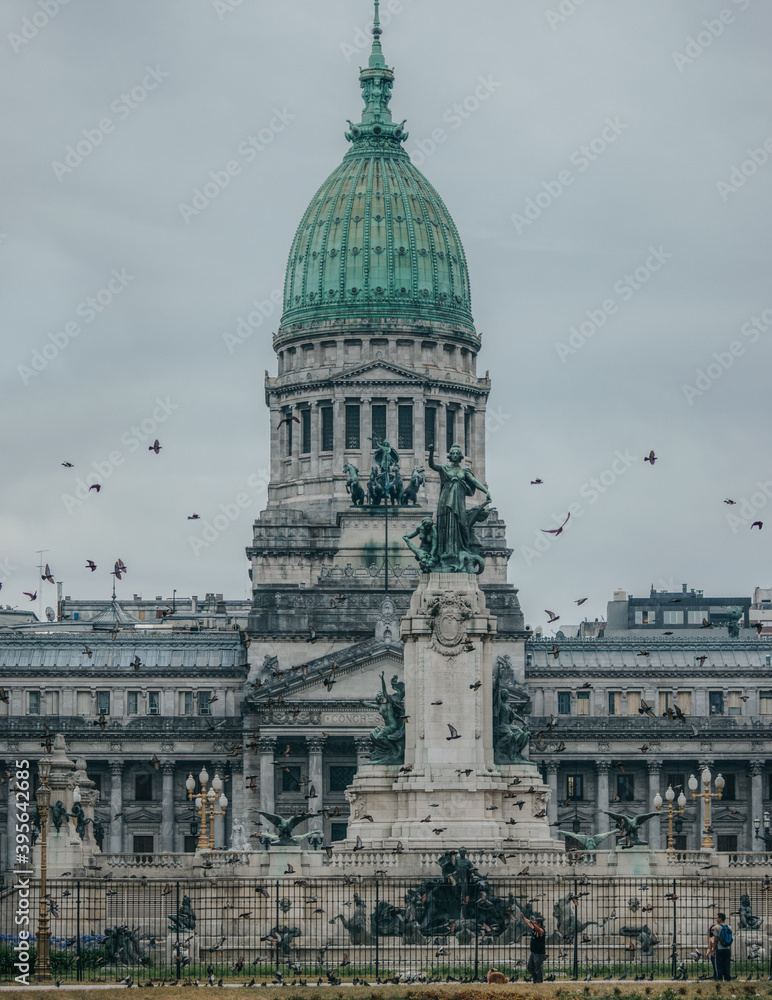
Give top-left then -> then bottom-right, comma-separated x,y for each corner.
310,404 -> 320,479
355,736 -> 372,770
307,735 -> 326,818
361,397 -> 372,466
160,762 -> 175,853
751,759 -> 766,852
647,760 -> 662,851
333,394 -> 345,483
595,762 -> 610,834
545,761 -> 559,827
386,396 -> 398,446
436,405 -> 447,460
258,737 -> 277,819
109,761 -> 123,853
268,404 -> 282,486
473,405 -> 487,483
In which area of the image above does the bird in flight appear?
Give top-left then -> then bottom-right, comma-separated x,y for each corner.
83,645 -> 93,659
638,699 -> 655,718
724,499 -> 736,505
278,414 -> 300,428
113,559 -> 127,580
542,513 -> 570,536
85,560 -> 97,572
544,610 -> 560,623
751,521 -> 763,530
644,450 -> 657,465
550,643 -> 560,659
575,597 -> 588,605
530,478 -> 543,485
23,591 -> 37,601
446,724 -> 462,741
188,514 -> 200,520
61,461 -> 74,468
148,439 -> 162,454
89,483 -> 101,492
41,564 -> 54,583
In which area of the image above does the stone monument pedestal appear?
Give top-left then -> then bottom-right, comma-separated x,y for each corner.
346,573 -> 556,852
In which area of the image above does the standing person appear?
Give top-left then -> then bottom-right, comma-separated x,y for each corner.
706,921 -> 717,979
713,912 -> 733,981
522,914 -> 546,983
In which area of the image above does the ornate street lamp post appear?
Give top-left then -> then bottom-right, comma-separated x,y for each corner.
689,768 -> 725,850
186,768 -> 211,851
654,784 -> 687,850
35,756 -> 53,983
207,773 -> 228,849
754,810 -> 771,847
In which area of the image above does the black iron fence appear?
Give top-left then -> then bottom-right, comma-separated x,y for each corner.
1,874 -> 770,983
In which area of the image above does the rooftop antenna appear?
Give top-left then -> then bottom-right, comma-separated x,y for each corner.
35,549 -> 49,623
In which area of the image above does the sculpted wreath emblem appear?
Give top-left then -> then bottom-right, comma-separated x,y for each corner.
427,592 -> 473,655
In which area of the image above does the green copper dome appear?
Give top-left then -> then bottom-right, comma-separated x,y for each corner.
278,1 -> 475,339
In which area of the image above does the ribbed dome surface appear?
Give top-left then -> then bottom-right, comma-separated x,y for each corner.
280,145 -> 475,335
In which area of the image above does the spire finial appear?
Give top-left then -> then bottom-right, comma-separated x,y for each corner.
369,0 -> 385,69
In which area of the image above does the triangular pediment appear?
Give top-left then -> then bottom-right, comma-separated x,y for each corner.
331,360 -> 424,385
246,638 -> 404,707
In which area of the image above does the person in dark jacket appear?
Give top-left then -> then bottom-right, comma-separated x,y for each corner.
522,914 -> 546,982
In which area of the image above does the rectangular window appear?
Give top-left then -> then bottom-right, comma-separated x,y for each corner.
97,691 -> 110,715
566,775 -> 584,800
198,691 -> 211,715
676,691 -> 692,715
28,691 -> 40,715
659,692 -> 672,715
727,691 -> 742,716
616,775 -> 635,802
709,691 -> 724,715
577,692 -> 590,716
716,834 -> 737,853
135,775 -> 153,801
285,411 -> 293,456
180,692 -> 194,715
281,765 -> 302,793
92,774 -> 102,796
147,691 -> 160,715
663,610 -> 683,624
77,690 -> 91,715
673,834 -> 688,850
301,409 -> 311,454
721,773 -> 736,800
328,766 -> 357,792
425,408 -> 436,449
127,691 -> 139,715
133,834 -> 154,854
446,409 -> 456,453
183,835 -> 197,854
761,691 -> 772,714
330,822 -> 348,842
634,610 -> 656,625
688,610 -> 708,625
371,403 -> 387,443
557,691 -> 571,715
398,404 -> 413,450
608,692 -> 618,716
45,691 -> 59,715
345,405 -> 360,449
627,692 -> 641,716
464,410 -> 471,454
321,407 -> 334,452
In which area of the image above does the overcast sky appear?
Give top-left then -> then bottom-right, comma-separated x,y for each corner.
2,0 -> 770,631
